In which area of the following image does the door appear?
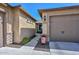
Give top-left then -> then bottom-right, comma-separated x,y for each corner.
50,15 -> 79,42
0,12 -> 4,47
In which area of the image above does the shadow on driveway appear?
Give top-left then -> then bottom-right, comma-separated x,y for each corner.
50,41 -> 79,52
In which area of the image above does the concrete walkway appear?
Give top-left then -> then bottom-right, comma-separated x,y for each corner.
0,34 -> 50,55
49,41 -> 79,55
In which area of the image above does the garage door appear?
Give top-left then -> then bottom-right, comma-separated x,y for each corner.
0,12 -> 4,47
50,15 -> 79,42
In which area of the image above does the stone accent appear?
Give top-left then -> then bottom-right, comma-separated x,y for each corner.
6,33 -> 13,45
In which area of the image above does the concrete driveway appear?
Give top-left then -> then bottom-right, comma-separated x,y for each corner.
49,41 -> 79,55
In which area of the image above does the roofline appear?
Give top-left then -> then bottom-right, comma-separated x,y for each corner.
6,3 -> 36,22
0,3 -> 9,7
38,5 -> 79,17
19,7 -> 36,21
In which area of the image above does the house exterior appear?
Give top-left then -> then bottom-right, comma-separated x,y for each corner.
0,3 -> 36,47
39,5 -> 79,42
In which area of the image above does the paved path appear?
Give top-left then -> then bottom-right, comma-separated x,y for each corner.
0,34 -> 50,55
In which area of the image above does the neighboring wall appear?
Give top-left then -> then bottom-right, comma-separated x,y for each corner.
16,10 -> 35,43
0,4 -> 36,44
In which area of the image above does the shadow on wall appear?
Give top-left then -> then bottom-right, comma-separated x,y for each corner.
20,28 -> 38,48
20,28 -> 36,40
20,28 -> 36,45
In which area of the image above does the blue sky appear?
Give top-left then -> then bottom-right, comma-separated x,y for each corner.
9,3 -> 79,21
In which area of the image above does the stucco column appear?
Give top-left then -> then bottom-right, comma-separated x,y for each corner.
6,8 -> 13,45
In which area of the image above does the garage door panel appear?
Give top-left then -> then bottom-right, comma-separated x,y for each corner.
50,15 -> 79,42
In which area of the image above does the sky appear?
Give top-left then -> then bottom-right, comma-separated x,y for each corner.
9,3 -> 79,21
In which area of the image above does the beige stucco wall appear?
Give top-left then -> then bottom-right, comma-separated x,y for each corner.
47,9 -> 79,16
42,13 -> 48,35
19,14 -> 35,28
42,8 -> 79,42
18,11 -> 36,43
6,7 -> 14,44
13,9 -> 36,43
13,8 -> 20,43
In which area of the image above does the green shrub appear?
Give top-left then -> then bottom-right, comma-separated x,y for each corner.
21,37 -> 30,45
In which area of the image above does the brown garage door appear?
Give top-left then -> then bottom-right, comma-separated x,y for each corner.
0,12 -> 4,47
50,14 -> 79,42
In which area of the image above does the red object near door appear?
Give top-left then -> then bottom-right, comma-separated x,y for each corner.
41,34 -> 47,45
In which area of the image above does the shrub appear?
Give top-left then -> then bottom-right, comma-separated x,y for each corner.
21,37 -> 30,45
